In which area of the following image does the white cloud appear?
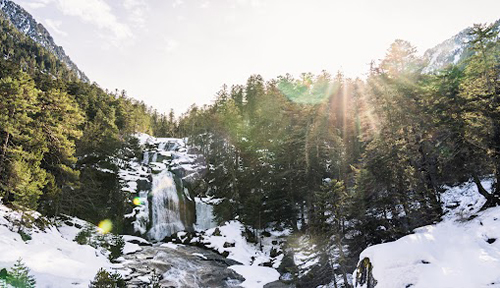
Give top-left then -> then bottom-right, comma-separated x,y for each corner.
21,0 -> 51,9
164,39 -> 179,53
232,0 -> 264,8
124,0 -> 149,28
199,0 -> 210,9
43,18 -> 67,37
51,0 -> 132,41
172,0 -> 184,8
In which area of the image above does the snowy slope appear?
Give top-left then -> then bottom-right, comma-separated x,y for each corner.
354,178 -> 500,288
0,204 -> 118,288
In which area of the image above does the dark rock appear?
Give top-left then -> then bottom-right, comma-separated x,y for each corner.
487,238 -> 497,244
270,247 -> 280,258
136,179 -> 151,191
64,221 -> 74,227
243,227 -> 257,243
221,251 -> 230,258
74,223 -> 82,229
264,281 -> 295,288
223,242 -> 235,248
213,227 -> 222,236
262,231 -> 271,237
262,261 -> 273,267
128,239 -> 152,246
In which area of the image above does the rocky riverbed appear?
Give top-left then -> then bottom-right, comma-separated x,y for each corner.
119,243 -> 245,287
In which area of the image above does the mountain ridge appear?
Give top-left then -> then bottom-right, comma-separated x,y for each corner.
422,19 -> 500,73
0,0 -> 89,82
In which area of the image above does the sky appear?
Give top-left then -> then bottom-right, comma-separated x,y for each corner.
17,0 -> 500,114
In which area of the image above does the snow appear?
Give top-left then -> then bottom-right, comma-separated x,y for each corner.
123,235 -> 150,245
160,242 -> 179,249
123,242 -> 142,255
0,204 -> 115,288
229,265 -> 280,288
354,177 -> 500,288
191,253 -> 207,259
440,178 -> 493,221
203,221 -> 261,265
197,219 -> 287,284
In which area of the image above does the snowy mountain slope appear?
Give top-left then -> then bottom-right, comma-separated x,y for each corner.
423,19 -> 500,73
0,0 -> 89,82
353,178 -> 500,288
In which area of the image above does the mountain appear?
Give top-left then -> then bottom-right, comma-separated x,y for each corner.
422,19 -> 500,73
0,0 -> 89,82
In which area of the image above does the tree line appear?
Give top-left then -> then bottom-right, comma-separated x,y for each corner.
176,23 -> 500,284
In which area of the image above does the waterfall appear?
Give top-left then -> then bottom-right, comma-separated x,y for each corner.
142,151 -> 149,165
148,170 -> 185,241
194,198 -> 217,231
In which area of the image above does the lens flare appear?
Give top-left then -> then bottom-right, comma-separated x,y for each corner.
133,197 -> 142,205
98,219 -> 113,234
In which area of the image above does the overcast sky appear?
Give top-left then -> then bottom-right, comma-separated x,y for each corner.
18,0 -> 500,114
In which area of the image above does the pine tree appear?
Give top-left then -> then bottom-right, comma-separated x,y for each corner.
6,258 -> 36,288
89,268 -> 125,288
459,23 -> 500,208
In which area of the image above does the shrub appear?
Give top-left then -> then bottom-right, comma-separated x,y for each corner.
89,268 -> 126,288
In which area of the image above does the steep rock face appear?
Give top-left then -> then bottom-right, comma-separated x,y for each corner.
422,19 -> 500,73
0,0 -> 89,82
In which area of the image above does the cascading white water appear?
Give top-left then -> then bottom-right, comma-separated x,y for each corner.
148,170 -> 185,241
142,151 -> 149,165
194,198 -> 217,231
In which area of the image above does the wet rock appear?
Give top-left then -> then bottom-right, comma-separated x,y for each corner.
128,239 -> 152,246
120,244 -> 244,288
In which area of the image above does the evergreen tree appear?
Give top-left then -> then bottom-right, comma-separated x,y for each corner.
6,258 -> 36,288
89,268 -> 125,288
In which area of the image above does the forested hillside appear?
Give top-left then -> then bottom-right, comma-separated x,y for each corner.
0,14 -> 178,232
176,24 -> 500,284
1,1 -> 500,286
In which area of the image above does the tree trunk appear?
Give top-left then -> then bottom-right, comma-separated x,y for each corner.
335,234 -> 351,288
0,132 -> 10,175
474,174 -> 500,209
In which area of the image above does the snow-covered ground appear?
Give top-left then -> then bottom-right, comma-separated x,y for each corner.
354,178 -> 500,288
229,265 -> 280,288
0,205 -> 119,288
